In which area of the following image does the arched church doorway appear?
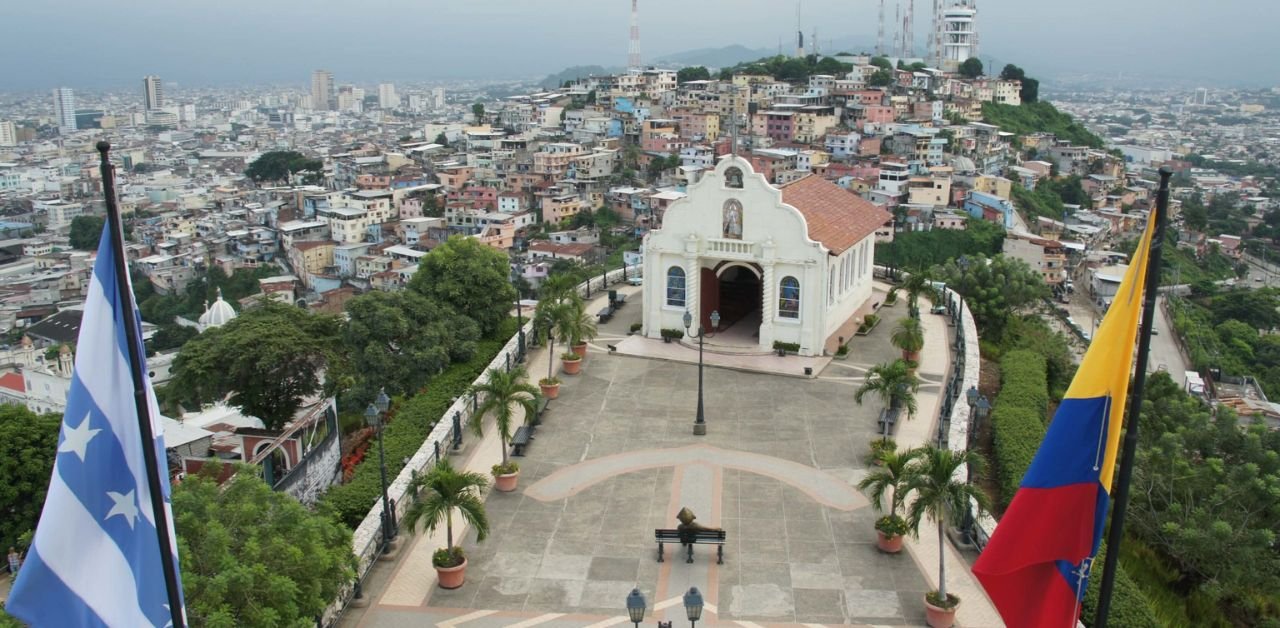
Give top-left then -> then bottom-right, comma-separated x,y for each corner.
712,264 -> 761,343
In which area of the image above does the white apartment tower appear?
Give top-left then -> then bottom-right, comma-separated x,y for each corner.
378,83 -> 398,109
941,1 -> 978,71
52,88 -> 76,134
0,121 -> 16,147
311,70 -> 335,111
142,75 -> 164,110
432,87 -> 446,109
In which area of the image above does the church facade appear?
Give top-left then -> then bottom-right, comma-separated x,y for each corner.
642,156 -> 891,356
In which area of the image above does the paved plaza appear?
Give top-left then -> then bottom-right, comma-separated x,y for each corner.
343,285 -> 998,627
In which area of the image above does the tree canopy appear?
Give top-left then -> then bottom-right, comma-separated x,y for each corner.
68,215 -> 106,250
930,254 -> 1047,337
958,57 -> 984,79
676,66 -> 711,83
0,405 -> 61,550
173,465 -> 354,627
408,235 -> 516,337
341,290 -> 479,404
868,69 -> 895,87
981,101 -> 1103,148
244,151 -> 323,185
167,301 -> 342,429
876,219 -> 1005,271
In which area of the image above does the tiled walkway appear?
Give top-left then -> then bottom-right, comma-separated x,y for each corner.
343,285 -> 1003,628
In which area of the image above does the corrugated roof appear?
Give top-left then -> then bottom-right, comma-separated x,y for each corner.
778,175 -> 892,255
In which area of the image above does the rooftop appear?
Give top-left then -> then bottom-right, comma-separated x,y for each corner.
778,175 -> 893,255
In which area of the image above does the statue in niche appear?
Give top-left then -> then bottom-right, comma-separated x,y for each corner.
722,198 -> 743,240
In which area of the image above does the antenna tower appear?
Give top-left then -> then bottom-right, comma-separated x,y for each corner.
628,0 -> 641,70
877,0 -> 885,56
904,0 -> 914,58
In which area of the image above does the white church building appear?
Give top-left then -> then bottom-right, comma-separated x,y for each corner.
641,156 -> 891,356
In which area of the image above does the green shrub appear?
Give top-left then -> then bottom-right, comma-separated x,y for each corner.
1080,542 -> 1161,628
989,350 -> 1050,509
772,341 -> 801,353
660,328 -> 684,340
320,318 -> 519,529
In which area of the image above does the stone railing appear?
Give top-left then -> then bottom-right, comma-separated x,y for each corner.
322,263 -> 642,626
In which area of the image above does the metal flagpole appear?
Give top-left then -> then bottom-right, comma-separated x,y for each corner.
1092,167 -> 1172,627
97,142 -> 187,628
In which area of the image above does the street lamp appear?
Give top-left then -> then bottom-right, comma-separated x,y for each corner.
684,309 -> 719,436
626,588 -> 646,628
683,587 -> 704,628
365,390 -> 395,551
514,259 -> 526,361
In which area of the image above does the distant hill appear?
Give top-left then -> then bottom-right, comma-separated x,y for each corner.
652,45 -> 773,69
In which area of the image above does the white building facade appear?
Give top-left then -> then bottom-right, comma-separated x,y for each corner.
642,156 -> 890,356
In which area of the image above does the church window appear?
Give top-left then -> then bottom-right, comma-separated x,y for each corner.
666,266 -> 686,307
779,276 -> 800,319
828,274 -> 835,305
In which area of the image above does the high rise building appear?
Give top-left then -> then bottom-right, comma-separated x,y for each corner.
142,75 -> 164,110
940,1 -> 978,71
52,88 -> 76,134
432,87 -> 446,109
311,70 -> 334,111
0,120 -> 16,147
378,83 -> 398,109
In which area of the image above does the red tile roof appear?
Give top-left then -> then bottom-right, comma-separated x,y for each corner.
0,372 -> 24,393
779,175 -> 893,255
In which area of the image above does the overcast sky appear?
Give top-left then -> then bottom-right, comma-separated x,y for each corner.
4,0 -> 1276,91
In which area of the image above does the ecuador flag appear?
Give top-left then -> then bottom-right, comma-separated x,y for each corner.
972,213 -> 1157,627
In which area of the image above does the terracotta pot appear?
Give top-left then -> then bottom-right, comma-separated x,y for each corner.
494,471 -> 519,492
436,558 -> 468,589
876,530 -> 904,554
562,358 -> 582,375
924,595 -> 959,628
571,342 -> 588,358
903,350 -> 920,362
539,382 -> 561,399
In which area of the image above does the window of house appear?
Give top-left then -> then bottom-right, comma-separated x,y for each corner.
666,266 -> 686,307
779,276 -> 800,319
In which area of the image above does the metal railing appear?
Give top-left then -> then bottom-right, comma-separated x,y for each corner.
322,263 -> 642,626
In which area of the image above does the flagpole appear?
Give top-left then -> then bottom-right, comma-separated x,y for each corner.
1092,167 -> 1172,627
96,142 -> 187,628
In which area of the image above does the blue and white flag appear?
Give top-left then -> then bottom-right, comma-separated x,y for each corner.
8,225 -> 185,627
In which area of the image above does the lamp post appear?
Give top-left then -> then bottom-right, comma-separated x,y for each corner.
683,587 -> 704,628
684,309 -> 719,436
514,259 -> 526,362
626,588 -> 646,628
364,388 -> 395,550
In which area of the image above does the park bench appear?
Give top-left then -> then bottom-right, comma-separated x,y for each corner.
877,406 -> 900,439
511,426 -> 532,457
653,528 -> 727,564
531,396 -> 550,427
597,306 -> 614,323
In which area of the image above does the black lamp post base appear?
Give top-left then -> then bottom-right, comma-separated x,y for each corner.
693,422 -> 707,435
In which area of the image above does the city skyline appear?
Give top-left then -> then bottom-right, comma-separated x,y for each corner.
3,0 -> 1278,91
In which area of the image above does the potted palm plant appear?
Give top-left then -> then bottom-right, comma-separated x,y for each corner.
891,316 -> 925,363
560,351 -> 583,375
534,299 -> 574,394
470,366 -> 540,492
401,459 -> 490,589
858,444 -> 919,553
854,359 -> 921,421
901,273 -> 937,320
903,446 -> 991,627
565,303 -> 598,359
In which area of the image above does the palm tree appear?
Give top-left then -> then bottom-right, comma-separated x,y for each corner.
857,445 -> 920,519
534,299 -> 575,382
903,446 -> 992,608
469,367 -> 540,468
901,272 -> 937,319
890,317 -> 925,362
401,459 -> 490,561
564,302 -> 598,349
854,359 -> 921,419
